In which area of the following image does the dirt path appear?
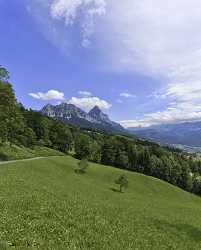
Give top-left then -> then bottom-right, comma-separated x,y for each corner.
0,157 -> 50,165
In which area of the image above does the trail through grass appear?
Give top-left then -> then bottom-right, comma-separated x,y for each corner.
0,144 -> 64,161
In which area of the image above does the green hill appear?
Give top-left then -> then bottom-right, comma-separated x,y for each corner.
0,156 -> 201,249
0,144 -> 64,161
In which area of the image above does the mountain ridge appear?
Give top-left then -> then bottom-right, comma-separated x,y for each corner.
128,120 -> 201,148
41,103 -> 125,132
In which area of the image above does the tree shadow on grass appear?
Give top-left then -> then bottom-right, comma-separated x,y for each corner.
151,218 -> 201,242
74,169 -> 86,174
110,187 -> 122,193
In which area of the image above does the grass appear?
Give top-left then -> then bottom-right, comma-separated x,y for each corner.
0,144 -> 64,161
0,156 -> 201,249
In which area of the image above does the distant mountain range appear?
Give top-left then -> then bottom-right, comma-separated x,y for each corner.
128,121 -> 201,150
41,103 -> 201,151
41,103 -> 125,132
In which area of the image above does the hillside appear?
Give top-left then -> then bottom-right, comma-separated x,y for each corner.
0,156 -> 201,249
0,143 -> 64,161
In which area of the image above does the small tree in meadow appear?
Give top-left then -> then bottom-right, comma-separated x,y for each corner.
75,159 -> 89,174
115,174 -> 128,193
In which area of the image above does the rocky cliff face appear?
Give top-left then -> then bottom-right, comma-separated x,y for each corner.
41,103 -> 125,132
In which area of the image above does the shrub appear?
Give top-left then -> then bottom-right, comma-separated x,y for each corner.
75,159 -> 89,174
115,174 -> 128,193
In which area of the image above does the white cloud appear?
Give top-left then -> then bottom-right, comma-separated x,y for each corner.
28,1 -> 201,126
50,0 -> 106,46
68,96 -> 111,111
102,0 -> 201,127
165,82 -> 201,103
99,1 -> 201,75
121,100 -> 201,128
120,92 -> 136,98
29,90 -> 65,101
78,90 -> 92,97
121,106 -> 201,128
50,0 -> 82,25
121,81 -> 201,128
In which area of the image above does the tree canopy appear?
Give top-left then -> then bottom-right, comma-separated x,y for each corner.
115,174 -> 128,192
0,65 -> 9,82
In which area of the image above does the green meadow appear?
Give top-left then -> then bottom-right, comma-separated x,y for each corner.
0,156 -> 201,249
0,144 -> 64,161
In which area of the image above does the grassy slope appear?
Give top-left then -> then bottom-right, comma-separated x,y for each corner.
0,144 -> 64,161
0,156 -> 201,249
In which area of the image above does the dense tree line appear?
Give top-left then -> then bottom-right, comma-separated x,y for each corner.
1,65 -> 201,196
0,65 -> 74,152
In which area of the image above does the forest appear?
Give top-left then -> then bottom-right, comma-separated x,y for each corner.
1,65 -> 201,196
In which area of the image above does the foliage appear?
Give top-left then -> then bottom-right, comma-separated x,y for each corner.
0,65 -> 9,81
49,121 -> 73,152
192,176 -> 201,195
0,81 -> 24,144
75,158 -> 89,174
75,134 -> 92,159
115,174 -> 128,192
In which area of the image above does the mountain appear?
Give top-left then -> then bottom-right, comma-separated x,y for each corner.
128,121 -> 201,149
41,103 -> 125,132
89,106 -> 124,131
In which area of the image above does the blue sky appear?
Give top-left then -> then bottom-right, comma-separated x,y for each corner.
1,0 -> 201,127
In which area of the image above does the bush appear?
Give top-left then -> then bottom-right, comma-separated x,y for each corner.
192,176 -> 201,195
75,159 -> 89,174
115,174 -> 128,193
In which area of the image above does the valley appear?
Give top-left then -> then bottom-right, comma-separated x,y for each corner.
129,122 -> 201,149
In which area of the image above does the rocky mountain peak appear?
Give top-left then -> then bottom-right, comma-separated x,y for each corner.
89,105 -> 101,114
42,104 -> 54,110
41,103 -> 125,132
88,106 -> 111,123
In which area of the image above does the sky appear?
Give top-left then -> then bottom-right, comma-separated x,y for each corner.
1,0 -> 201,128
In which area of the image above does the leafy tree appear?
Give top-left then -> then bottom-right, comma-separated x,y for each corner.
137,148 -> 150,172
0,119 -> 7,143
0,82 -> 24,144
75,159 -> 89,174
169,156 -> 182,185
50,122 -> 73,152
75,134 -> 92,159
0,65 -> 9,82
178,161 -> 192,191
115,149 -> 129,169
115,174 -> 128,193
17,127 -> 37,147
25,111 -> 51,142
192,176 -> 201,195
89,140 -> 102,163
160,156 -> 172,182
101,138 -> 116,166
147,155 -> 161,176
127,144 -> 138,170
